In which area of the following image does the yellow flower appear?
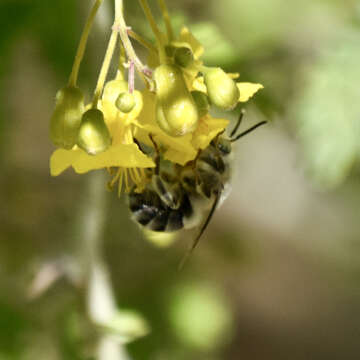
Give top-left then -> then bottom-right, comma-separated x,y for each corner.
191,115 -> 229,150
135,90 -> 229,166
192,76 -> 264,103
50,79 -> 155,193
135,89 -> 197,165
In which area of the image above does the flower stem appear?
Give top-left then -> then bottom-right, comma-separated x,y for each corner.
157,0 -> 173,41
138,0 -> 167,63
116,0 -> 154,87
68,0 -> 104,87
92,28 -> 119,107
128,29 -> 157,52
80,172 -> 131,360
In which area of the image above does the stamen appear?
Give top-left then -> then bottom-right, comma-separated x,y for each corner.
124,169 -> 130,192
110,168 -> 121,187
118,171 -> 124,197
132,168 -> 142,184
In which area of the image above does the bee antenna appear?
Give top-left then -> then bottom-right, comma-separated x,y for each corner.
178,191 -> 221,271
230,121 -> 267,143
230,109 -> 245,138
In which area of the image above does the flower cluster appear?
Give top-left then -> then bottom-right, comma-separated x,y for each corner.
49,0 -> 263,194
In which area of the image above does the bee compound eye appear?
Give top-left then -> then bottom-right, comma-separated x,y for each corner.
217,139 -> 231,155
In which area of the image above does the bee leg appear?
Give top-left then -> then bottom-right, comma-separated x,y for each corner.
178,191 -> 221,270
149,134 -> 160,175
152,175 -> 182,209
191,149 -> 202,185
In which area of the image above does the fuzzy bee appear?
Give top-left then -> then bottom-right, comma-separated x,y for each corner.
129,112 -> 266,264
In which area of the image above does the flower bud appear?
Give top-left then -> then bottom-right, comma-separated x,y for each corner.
203,67 -> 240,110
50,86 -> 85,149
77,109 -> 111,155
174,47 -> 193,68
115,92 -> 136,113
165,45 -> 176,57
191,91 -> 209,117
103,80 -> 129,103
154,64 -> 198,136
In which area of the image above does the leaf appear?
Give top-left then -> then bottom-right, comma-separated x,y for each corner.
293,29 -> 360,188
97,310 -> 150,344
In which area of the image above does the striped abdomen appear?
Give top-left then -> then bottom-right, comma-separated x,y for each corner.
129,189 -> 193,232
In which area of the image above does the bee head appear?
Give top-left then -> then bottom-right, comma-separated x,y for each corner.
215,137 -> 232,155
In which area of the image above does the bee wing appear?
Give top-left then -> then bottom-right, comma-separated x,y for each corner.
178,191 -> 221,270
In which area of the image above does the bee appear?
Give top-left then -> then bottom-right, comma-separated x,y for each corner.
129,111 -> 266,265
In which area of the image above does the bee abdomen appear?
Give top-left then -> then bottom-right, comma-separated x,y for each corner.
129,189 -> 186,232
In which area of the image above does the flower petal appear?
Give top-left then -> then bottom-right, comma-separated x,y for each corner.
192,76 -> 207,93
155,132 -> 197,165
192,116 -> 229,150
72,144 -> 155,174
179,26 -> 204,59
163,147 -> 197,165
237,82 -> 264,102
50,148 -> 82,176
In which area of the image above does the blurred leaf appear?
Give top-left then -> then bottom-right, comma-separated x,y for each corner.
293,28 -> 360,188
190,22 -> 237,67
169,282 -> 233,351
31,0 -> 79,79
0,302 -> 27,358
97,309 -> 150,344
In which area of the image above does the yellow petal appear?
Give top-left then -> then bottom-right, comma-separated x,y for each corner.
72,144 -> 155,174
179,26 -> 204,59
156,132 -> 197,165
192,76 -> 207,93
183,59 -> 203,89
134,90 -> 158,146
228,73 -> 240,79
163,147 -> 197,165
237,82 -> 264,102
50,148 -> 82,176
192,116 -> 229,150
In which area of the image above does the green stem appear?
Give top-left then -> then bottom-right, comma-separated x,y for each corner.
116,0 -> 154,86
157,0 -> 173,41
80,173 -> 131,360
138,0 -> 167,63
68,0 -> 104,87
128,30 -> 157,52
92,28 -> 119,107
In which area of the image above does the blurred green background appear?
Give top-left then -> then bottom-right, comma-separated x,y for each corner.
2,0 -> 360,359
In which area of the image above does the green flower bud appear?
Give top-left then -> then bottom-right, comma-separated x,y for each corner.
165,45 -> 176,57
191,91 -> 209,117
115,92 -> 136,113
77,109 -> 111,155
103,80 -> 129,103
174,47 -> 194,68
154,64 -> 198,136
50,86 -> 85,149
203,67 -> 240,110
